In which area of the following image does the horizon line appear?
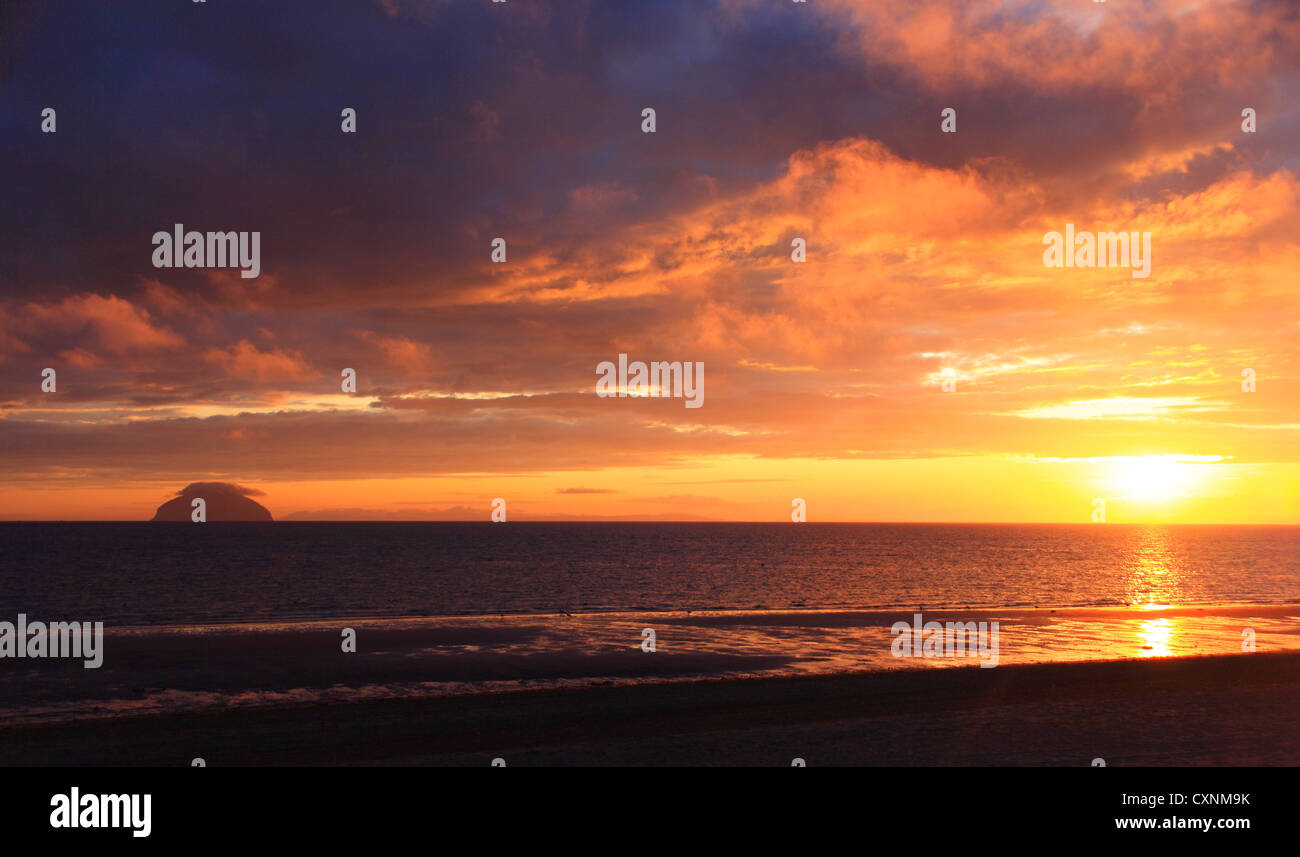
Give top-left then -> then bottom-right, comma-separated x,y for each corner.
3,519 -> 1299,526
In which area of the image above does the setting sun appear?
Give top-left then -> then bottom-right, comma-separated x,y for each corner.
1108,456 -> 1212,504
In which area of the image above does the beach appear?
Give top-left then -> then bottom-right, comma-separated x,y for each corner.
5,604 -> 1298,722
5,647 -> 1298,767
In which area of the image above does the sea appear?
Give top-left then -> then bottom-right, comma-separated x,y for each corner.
3,522 -> 1298,623
1,522 -> 1298,726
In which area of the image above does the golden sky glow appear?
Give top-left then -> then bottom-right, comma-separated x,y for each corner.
2,0 -> 1299,522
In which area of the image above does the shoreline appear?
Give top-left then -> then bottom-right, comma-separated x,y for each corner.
3,651 -> 1299,766
4,602 -> 1297,730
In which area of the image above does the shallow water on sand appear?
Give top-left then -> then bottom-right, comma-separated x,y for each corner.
3,605 -> 1298,725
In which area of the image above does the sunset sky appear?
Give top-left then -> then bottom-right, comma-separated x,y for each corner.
2,0 -> 1299,522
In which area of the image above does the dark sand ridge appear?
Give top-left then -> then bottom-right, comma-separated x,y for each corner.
4,651 -> 1298,766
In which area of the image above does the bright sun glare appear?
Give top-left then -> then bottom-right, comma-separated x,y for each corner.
1109,456 -> 1198,502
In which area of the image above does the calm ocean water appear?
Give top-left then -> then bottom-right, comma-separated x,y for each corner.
2,522 -> 1297,626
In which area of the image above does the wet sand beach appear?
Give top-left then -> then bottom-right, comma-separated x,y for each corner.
5,650 -> 1298,766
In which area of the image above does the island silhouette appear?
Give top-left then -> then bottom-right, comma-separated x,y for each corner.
151,482 -> 273,521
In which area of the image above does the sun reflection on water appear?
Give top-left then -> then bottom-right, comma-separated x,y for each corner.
1123,526 -> 1186,609
1136,617 -> 1174,657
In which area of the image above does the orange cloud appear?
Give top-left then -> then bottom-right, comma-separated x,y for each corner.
21,294 -> 183,354
203,341 -> 316,383
357,331 -> 436,375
